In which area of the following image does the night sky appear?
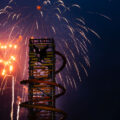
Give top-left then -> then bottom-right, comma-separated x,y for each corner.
58,0 -> 120,120
0,0 -> 120,120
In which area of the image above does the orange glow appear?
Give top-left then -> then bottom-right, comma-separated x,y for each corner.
9,65 -> 13,72
36,5 -> 41,10
1,46 -> 4,49
14,45 -> 17,49
8,61 -> 11,64
19,35 -> 22,40
16,35 -> 23,43
0,44 -> 18,49
9,44 -> 12,48
0,59 -> 3,63
2,69 -> 6,76
0,42 -> 17,76
11,56 -> 16,61
0,57 -> 16,76
17,96 -> 22,102
4,45 -> 7,49
4,61 -> 9,66
31,36 -> 34,39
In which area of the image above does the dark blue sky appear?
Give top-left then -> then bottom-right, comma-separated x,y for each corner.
0,0 -> 120,120
58,0 -> 120,120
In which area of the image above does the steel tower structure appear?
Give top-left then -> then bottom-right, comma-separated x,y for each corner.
20,38 -> 66,120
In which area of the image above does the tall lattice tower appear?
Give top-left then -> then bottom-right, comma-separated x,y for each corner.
20,38 -> 66,120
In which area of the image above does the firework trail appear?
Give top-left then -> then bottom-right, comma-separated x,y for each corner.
10,76 -> 14,120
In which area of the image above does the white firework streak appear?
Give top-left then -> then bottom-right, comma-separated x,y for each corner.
10,76 -> 14,120
16,100 -> 20,120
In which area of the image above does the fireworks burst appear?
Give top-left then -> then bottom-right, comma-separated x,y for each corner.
0,0 -> 97,89
0,42 -> 17,92
0,42 -> 19,120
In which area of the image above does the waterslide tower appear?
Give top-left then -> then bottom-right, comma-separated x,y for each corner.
20,38 -> 66,120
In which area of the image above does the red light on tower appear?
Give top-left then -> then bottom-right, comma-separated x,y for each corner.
36,5 -> 41,11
